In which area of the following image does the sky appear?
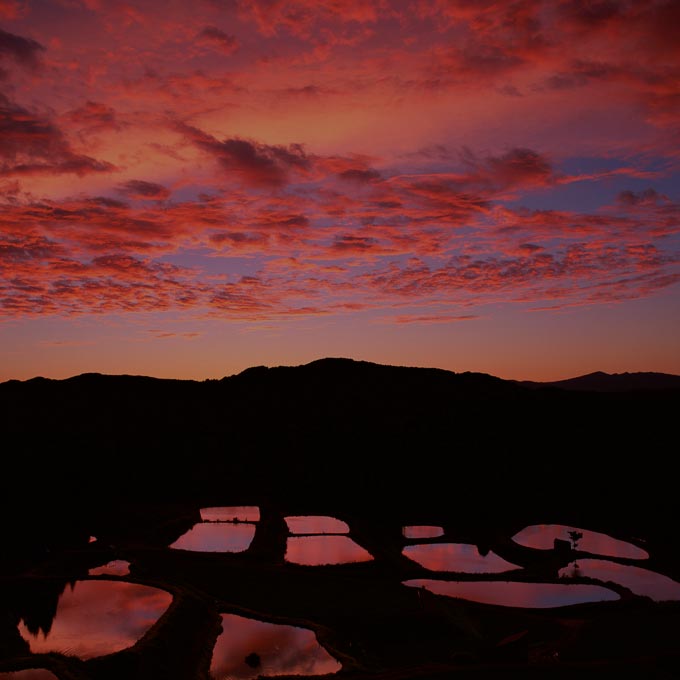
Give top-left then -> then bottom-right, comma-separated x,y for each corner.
1,0 -> 679,382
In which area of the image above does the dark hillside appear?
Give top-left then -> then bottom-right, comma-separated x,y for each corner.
1,358 -> 677,536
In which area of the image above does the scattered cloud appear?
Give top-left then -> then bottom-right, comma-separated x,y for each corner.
617,188 -> 670,207
67,101 -> 121,132
196,26 -> 239,55
392,313 -> 480,324
147,329 -> 201,339
0,0 -> 678,331
177,124 -> 311,187
0,28 -> 44,70
118,179 -> 171,200
0,94 -> 115,176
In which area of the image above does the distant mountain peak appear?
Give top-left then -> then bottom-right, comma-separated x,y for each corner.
523,370 -> 680,392
2,358 -> 679,392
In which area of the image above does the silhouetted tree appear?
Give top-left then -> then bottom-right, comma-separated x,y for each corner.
568,530 -> 583,551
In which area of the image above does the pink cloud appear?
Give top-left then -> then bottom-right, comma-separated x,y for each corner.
234,0 -> 385,38
336,167 -> 382,183
0,0 -> 678,332
617,188 -> 670,207
0,28 -> 44,71
460,146 -> 556,191
147,329 -> 201,339
67,101 -> 121,133
0,94 -> 115,177
392,313 -> 480,324
177,124 -> 312,187
0,1 -> 25,20
330,235 -> 381,254
196,26 -> 239,55
118,179 -> 171,201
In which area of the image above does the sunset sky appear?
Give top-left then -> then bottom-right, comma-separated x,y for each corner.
1,0 -> 678,381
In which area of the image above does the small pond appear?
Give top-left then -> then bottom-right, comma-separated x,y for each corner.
512,524 -> 648,559
211,613 -> 341,678
18,580 -> 172,659
285,536 -> 373,565
404,579 -> 620,608
170,523 -> 256,552
89,560 -> 130,576
403,543 -> 519,573
402,526 -> 444,539
559,559 -> 680,601
285,516 -> 349,535
200,506 -> 260,522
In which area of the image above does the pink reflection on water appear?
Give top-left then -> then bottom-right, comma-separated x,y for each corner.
512,525 -> 648,559
170,523 -> 256,552
17,581 -> 172,659
89,560 -> 130,576
403,543 -> 519,573
200,506 -> 260,522
211,613 -> 341,679
403,526 -> 444,539
404,579 -> 620,608
559,560 -> 680,601
284,516 -> 349,535
285,536 -> 373,565
0,671 -> 59,680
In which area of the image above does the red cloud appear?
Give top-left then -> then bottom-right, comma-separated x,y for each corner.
67,101 -> 121,133
0,1 -> 25,20
358,242 -> 677,305
147,329 -> 201,339
209,231 -> 269,249
0,94 -> 114,177
459,147 -> 556,191
0,234 -> 61,262
393,313 -> 479,324
197,26 -> 239,55
393,177 -> 491,217
234,0 -> 385,37
331,235 -> 380,253
177,124 -> 311,187
118,180 -> 171,201
1,200 -> 677,318
0,249 -> 204,317
337,168 -> 382,183
0,28 -> 44,70
617,188 -> 670,207
558,0 -> 624,30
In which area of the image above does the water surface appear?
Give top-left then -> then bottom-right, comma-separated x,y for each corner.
403,543 -> 519,573
200,506 -> 260,522
170,523 -> 256,552
89,560 -> 130,576
18,580 -> 172,659
404,579 -> 620,608
285,536 -> 373,565
403,526 -> 444,539
284,516 -> 349,534
559,560 -> 680,601
512,525 -> 648,559
211,613 -> 341,679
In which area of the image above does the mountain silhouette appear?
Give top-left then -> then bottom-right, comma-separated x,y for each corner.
1,358 -> 678,538
521,370 -> 680,392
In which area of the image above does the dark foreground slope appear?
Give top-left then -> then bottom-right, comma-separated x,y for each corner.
1,358 -> 677,531
2,359 -> 680,680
